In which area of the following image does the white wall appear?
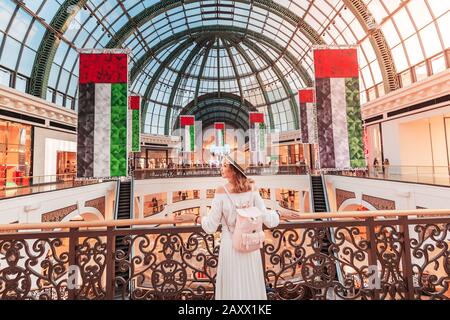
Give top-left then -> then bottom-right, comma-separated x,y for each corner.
379,104 -> 450,167
33,127 -> 77,178
325,175 -> 450,211
134,175 -> 311,218
399,119 -> 433,166
0,181 -> 116,225
366,124 -> 382,165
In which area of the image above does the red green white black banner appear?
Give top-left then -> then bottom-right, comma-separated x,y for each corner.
129,95 -> 140,152
298,88 -> 317,144
77,50 -> 129,178
313,47 -> 366,170
180,115 -> 195,152
249,112 -> 266,164
214,122 -> 225,147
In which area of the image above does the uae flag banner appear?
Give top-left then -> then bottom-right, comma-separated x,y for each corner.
298,88 -> 317,144
214,122 -> 225,147
313,48 -> 366,169
249,112 -> 265,152
180,115 -> 195,152
77,50 -> 129,178
129,96 -> 141,152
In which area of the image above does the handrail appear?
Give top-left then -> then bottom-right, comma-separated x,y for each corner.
113,179 -> 120,220
134,164 -> 307,171
130,176 -> 135,219
1,208 -> 449,232
0,173 -> 78,181
308,172 -> 315,212
321,172 -> 331,212
321,173 -> 344,285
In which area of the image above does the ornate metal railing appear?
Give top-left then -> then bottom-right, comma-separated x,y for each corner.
0,174 -> 106,200
0,209 -> 449,300
133,165 -> 308,180
329,165 -> 450,187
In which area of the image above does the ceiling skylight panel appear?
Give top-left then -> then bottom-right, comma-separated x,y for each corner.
304,14 -> 323,33
427,0 -> 450,17
366,0 -> 388,24
404,34 -> 423,65
381,20 -> 400,48
407,1 -> 432,30
393,8 -> 416,40
420,24 -> 442,58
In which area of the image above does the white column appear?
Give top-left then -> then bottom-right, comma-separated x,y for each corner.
166,191 -> 173,215
298,190 -> 304,213
270,188 -> 277,210
199,189 -> 207,216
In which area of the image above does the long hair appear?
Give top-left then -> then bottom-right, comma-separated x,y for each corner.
228,165 -> 254,193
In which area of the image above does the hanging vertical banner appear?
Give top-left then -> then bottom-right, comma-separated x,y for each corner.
298,88 -> 318,144
77,50 -> 129,178
214,122 -> 225,147
129,95 -> 141,152
313,47 -> 366,170
249,112 -> 265,164
249,112 -> 264,152
180,115 -> 195,152
258,122 -> 266,152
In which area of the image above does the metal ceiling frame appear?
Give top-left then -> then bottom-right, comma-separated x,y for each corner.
239,36 -> 300,129
26,0 -> 400,133
105,0 -> 324,49
343,0 -> 400,92
174,92 -> 256,131
29,0 -> 88,99
136,26 -> 313,134
164,38 -> 214,134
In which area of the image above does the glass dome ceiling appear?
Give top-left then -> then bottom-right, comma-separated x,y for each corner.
0,0 -> 448,135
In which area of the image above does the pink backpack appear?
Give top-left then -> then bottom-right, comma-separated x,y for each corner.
223,186 -> 265,253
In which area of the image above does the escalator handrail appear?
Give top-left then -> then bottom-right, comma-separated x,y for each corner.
321,173 -> 345,286
320,173 -> 331,212
114,179 -> 121,220
130,176 -> 134,220
308,173 -> 316,213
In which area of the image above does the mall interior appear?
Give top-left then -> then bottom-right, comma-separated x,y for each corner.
0,0 -> 449,300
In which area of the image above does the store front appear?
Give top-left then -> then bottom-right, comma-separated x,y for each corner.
32,127 -> 77,182
56,151 -> 76,179
132,148 -> 178,169
0,119 -> 32,188
278,144 -> 306,165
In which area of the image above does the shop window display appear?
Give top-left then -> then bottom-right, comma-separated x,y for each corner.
56,151 -> 76,180
143,193 -> 167,217
173,190 -> 200,203
276,189 -> 300,212
0,120 -> 32,189
259,188 -> 271,200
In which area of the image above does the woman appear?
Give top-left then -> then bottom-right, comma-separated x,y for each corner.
174,156 -> 297,300
383,158 -> 390,178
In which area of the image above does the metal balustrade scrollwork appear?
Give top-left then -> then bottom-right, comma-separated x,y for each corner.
0,210 -> 449,300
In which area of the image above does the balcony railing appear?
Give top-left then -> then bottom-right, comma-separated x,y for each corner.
0,174 -> 103,200
0,209 -> 449,300
133,164 -> 308,180
328,165 -> 450,187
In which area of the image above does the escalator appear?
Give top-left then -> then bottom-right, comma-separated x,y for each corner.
114,178 -> 134,299
309,174 -> 344,298
311,175 -> 328,213
310,174 -> 332,255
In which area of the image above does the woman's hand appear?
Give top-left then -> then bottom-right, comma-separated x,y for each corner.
173,213 -> 197,224
279,210 -> 301,221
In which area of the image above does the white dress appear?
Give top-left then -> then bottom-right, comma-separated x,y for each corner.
201,188 -> 280,300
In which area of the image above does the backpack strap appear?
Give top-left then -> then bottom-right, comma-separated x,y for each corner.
221,185 -> 256,232
248,184 -> 255,207
221,186 -> 234,232
223,185 -> 236,207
